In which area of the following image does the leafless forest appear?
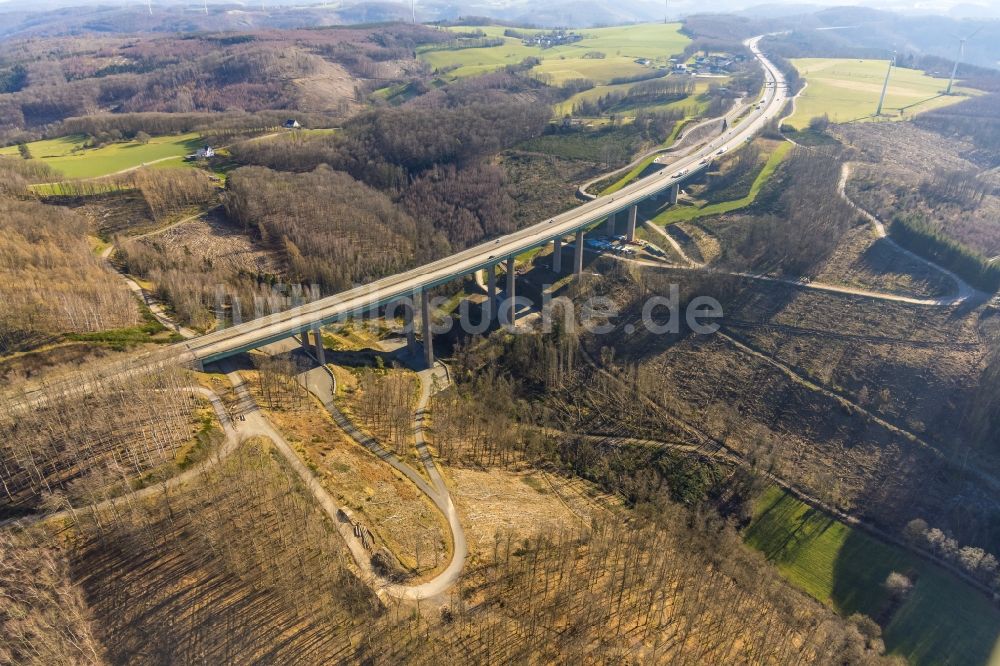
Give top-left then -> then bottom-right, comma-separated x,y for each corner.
2,8 -> 1000,666
0,190 -> 140,355
3,440 -> 894,666
351,368 -> 418,456
0,528 -> 103,665
0,368 -> 200,517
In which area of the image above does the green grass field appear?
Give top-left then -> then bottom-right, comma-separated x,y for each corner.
554,81 -> 637,116
785,58 -> 978,130
745,486 -> 1000,665
603,154 -> 663,196
650,141 -> 792,225
420,23 -> 689,85
599,120 -> 687,195
533,57 -> 651,86
0,132 -> 204,179
554,78 -> 716,117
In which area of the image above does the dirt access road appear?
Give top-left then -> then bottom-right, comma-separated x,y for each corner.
294,339 -> 466,601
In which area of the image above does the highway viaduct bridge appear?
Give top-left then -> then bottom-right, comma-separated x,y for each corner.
186,166 -> 704,372
177,35 -> 785,372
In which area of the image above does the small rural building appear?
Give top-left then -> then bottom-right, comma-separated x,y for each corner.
283,119 -> 301,129
184,145 -> 215,161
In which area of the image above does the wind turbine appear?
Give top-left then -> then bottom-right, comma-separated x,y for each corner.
875,50 -> 895,117
946,26 -> 984,95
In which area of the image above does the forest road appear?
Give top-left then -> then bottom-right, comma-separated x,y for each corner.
292,345 -> 467,601
838,162 -> 983,305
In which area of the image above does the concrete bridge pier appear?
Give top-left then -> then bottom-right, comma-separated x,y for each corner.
605,212 -> 616,237
668,182 -> 680,205
552,238 -> 562,273
505,256 -> 516,328
404,297 -> 417,356
311,323 -> 326,366
420,289 -> 434,368
300,329 -> 311,353
626,205 -> 638,243
574,229 -> 584,275
487,263 -> 498,324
